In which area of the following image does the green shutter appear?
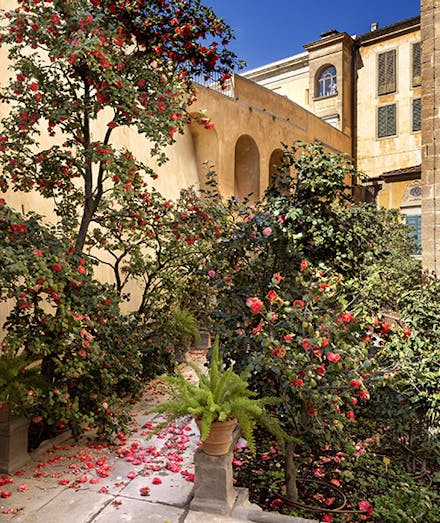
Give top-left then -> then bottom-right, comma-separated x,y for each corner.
412,42 -> 421,87
378,50 -> 396,95
378,104 -> 396,138
412,98 -> 421,132
405,214 -> 422,254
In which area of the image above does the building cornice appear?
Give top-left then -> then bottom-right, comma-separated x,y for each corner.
243,52 -> 309,82
356,16 -> 420,46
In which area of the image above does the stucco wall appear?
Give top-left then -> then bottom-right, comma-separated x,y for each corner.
356,31 -> 422,180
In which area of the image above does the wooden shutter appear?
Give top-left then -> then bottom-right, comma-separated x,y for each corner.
412,42 -> 421,87
405,214 -> 421,254
378,50 -> 396,95
378,104 -> 396,138
412,98 -> 421,132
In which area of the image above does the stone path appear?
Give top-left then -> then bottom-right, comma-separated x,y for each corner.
0,353 -> 316,523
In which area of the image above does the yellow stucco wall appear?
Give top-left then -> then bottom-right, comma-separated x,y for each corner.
356,31 -> 422,182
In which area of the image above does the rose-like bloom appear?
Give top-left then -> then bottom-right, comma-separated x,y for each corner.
347,410 -> 355,420
33,249 -> 43,257
381,322 -> 391,334
267,289 -> 278,302
358,389 -> 370,400
152,477 -> 162,485
349,379 -> 363,389
300,260 -> 308,271
262,227 -> 272,237
271,347 -> 286,358
301,338 -> 312,350
327,352 -> 341,363
273,272 -> 282,283
358,500 -> 372,515
50,263 -> 62,272
283,334 -> 293,341
246,297 -> 263,314
293,299 -> 305,309
337,312 -> 354,323
403,327 -> 411,338
292,378 -> 303,387
208,269 -> 216,278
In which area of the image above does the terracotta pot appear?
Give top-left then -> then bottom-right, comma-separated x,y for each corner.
0,402 -> 10,423
197,418 -> 237,456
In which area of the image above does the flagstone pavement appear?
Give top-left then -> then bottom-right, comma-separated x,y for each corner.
0,353 -> 316,523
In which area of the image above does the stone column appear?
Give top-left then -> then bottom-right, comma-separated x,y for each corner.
421,0 -> 440,274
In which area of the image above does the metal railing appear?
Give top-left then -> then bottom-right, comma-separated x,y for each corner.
192,72 -> 235,98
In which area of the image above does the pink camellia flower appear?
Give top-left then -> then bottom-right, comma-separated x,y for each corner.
18,484 -> 29,492
300,260 -> 308,271
246,297 -> 263,314
358,500 -> 373,515
262,227 -> 272,237
139,486 -> 150,496
127,471 -> 136,479
267,289 -> 278,302
152,477 -> 162,485
208,269 -> 216,278
322,514 -> 333,522
327,352 -> 341,363
33,249 -> 43,257
273,272 -> 282,283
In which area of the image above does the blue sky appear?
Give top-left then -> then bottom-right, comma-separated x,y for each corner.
207,0 -> 421,70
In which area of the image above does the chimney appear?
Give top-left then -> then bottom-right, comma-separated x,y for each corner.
370,22 -> 379,31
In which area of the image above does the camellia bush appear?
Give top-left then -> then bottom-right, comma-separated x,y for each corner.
0,0 -> 239,437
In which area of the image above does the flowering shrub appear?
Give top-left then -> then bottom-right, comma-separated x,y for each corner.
0,199 -> 143,437
227,263 -> 373,501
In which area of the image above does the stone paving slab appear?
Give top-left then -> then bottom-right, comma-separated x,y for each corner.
16,488 -> 114,523
93,498 -> 185,522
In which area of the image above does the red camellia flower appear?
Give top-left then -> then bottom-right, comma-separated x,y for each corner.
403,327 -> 412,338
347,410 -> 355,420
267,289 -> 278,302
301,338 -> 312,350
262,226 -> 272,237
293,299 -> 305,309
349,379 -> 363,389
293,378 -> 303,387
327,352 -> 341,363
50,263 -> 62,272
271,347 -> 286,358
246,297 -> 263,314
300,260 -> 308,271
152,477 -> 162,485
337,312 -> 354,323
0,491 -> 12,498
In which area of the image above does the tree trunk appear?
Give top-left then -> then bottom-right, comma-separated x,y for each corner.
285,440 -> 299,502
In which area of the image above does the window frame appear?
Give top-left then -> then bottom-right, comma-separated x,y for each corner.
377,103 -> 397,139
377,49 -> 397,96
412,97 -> 422,133
316,65 -> 337,98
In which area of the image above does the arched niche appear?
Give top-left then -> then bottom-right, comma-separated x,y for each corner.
234,135 -> 260,201
188,117 -> 219,189
269,148 -> 285,185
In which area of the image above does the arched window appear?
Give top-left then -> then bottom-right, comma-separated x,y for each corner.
317,65 -> 337,97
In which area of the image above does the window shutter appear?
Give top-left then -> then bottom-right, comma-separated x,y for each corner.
378,104 -> 396,138
412,98 -> 421,132
412,42 -> 421,87
378,50 -> 396,95
405,214 -> 422,254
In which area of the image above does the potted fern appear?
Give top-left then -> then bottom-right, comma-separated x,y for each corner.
154,337 -> 288,455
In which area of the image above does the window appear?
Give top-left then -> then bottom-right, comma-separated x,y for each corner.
378,50 -> 396,95
317,66 -> 337,97
378,104 -> 396,138
412,42 -> 421,87
412,98 -> 421,132
405,214 -> 422,254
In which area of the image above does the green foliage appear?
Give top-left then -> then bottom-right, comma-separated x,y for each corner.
0,353 -> 46,416
0,0 -> 239,251
154,338 -> 289,454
